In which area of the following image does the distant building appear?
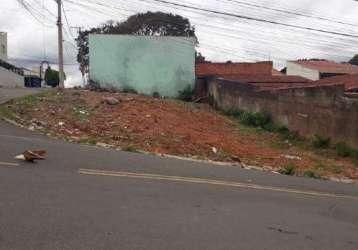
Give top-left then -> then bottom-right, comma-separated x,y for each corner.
313,74 -> 358,93
0,60 -> 24,88
0,32 -> 25,88
286,59 -> 358,81
219,75 -> 312,91
195,61 -> 274,98
89,35 -> 196,97
0,32 -> 7,62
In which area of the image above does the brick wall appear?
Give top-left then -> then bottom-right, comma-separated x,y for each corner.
208,78 -> 358,148
196,61 -> 273,77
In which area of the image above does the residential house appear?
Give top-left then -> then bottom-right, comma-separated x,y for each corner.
0,32 -> 25,88
0,59 -> 25,88
313,74 -> 358,93
286,59 -> 358,81
195,61 -> 274,97
220,75 -> 312,91
23,68 -> 42,88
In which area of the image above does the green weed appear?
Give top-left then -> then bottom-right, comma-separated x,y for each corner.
312,134 -> 330,149
279,163 -> 296,176
121,144 -> 138,152
122,86 -> 138,94
0,105 -> 16,120
78,138 -> 97,145
303,170 -> 321,179
178,85 -> 194,102
336,142 -> 353,157
271,140 -> 287,149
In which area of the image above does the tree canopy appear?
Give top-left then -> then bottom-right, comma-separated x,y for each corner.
349,55 -> 358,66
76,11 -> 198,76
45,67 -> 66,87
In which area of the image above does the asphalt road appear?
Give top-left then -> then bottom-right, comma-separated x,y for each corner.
0,88 -> 358,250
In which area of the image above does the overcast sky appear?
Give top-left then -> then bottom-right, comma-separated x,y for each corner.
1,0 -> 358,86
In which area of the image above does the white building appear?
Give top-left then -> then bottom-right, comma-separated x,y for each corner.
286,60 -> 358,81
0,32 -> 8,62
0,32 -> 24,88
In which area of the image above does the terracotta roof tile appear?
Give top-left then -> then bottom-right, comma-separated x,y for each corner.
314,74 -> 358,91
221,75 -> 312,91
196,61 -> 273,77
291,60 -> 358,74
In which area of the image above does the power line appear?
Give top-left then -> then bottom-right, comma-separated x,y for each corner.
136,0 -> 358,38
62,1 -> 76,38
64,0 -> 357,63
33,0 -> 56,17
222,0 -> 358,28
16,0 -> 50,26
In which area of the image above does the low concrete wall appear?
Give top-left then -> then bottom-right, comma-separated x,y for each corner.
0,67 -> 24,88
208,78 -> 358,148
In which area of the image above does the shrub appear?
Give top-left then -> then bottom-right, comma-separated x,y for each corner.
303,170 -> 320,179
279,163 -> 296,176
122,86 -> 138,94
274,125 -> 290,135
87,80 -> 101,91
336,142 -> 352,157
178,85 -> 194,102
152,92 -> 160,98
312,134 -> 330,149
282,131 -> 305,145
240,111 -> 272,128
121,144 -> 138,152
223,108 -> 241,118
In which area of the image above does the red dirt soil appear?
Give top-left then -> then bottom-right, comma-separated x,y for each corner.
5,89 -> 358,180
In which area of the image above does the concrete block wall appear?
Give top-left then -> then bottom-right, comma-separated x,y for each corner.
89,35 -> 195,98
208,78 -> 358,148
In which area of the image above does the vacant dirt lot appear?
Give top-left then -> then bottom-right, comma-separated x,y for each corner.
2,89 -> 357,181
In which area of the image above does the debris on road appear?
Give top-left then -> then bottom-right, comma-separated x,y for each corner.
15,150 -> 46,162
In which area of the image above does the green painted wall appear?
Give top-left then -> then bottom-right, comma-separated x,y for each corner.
89,35 -> 195,97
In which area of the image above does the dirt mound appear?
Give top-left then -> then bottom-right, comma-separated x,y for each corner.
4,89 -> 358,181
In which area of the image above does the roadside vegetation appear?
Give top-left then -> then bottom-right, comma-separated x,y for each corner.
0,89 -> 357,182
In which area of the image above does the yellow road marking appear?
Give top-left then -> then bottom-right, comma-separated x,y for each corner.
78,168 -> 358,200
0,161 -> 20,167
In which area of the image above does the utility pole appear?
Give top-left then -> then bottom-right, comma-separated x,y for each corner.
56,0 -> 65,88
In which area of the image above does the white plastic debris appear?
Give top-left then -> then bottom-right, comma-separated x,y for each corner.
282,154 -> 302,160
15,154 -> 26,161
212,147 -> 218,154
